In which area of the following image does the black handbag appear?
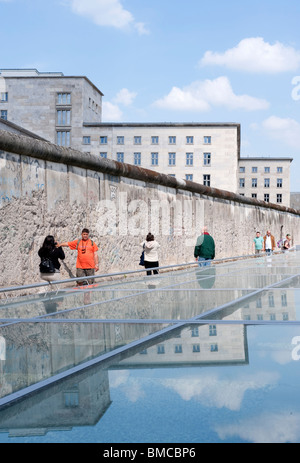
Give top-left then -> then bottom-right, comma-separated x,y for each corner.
39,257 -> 56,273
139,250 -> 145,266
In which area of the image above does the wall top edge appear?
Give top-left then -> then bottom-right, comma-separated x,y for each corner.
0,129 -> 299,216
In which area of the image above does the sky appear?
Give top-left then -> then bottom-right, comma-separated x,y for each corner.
1,0 -> 300,192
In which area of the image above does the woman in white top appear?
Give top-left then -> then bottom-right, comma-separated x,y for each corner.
140,233 -> 160,275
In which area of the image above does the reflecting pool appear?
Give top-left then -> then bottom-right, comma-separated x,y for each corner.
0,251 -> 300,443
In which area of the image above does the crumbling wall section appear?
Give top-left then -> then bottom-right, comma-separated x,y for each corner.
0,130 -> 299,288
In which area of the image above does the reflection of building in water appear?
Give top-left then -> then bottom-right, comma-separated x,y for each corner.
118,323 -> 248,367
0,364 -> 111,437
241,290 -> 295,321
0,322 -> 248,437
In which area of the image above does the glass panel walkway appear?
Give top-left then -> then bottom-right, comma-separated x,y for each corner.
0,251 -> 300,443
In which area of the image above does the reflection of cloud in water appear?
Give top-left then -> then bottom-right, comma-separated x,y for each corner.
215,412 -> 300,443
161,371 -> 279,411
109,370 -> 145,403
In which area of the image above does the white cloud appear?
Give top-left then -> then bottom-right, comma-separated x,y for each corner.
263,116 -> 300,149
153,76 -> 269,112
161,371 -> 279,411
67,0 -> 149,34
102,101 -> 123,121
113,88 -> 137,106
200,37 -> 300,73
216,412 -> 300,443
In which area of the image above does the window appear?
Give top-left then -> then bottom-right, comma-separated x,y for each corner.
193,344 -> 200,353
0,110 -> 7,120
174,345 -> 182,354
210,344 -> 218,352
252,178 -> 257,188
203,153 -> 211,166
117,152 -> 124,162
186,152 -> 193,166
264,178 -> 270,188
57,131 -> 70,147
151,152 -> 159,166
57,110 -> 71,126
169,136 -> 176,144
277,194 -> 282,203
203,174 -> 210,186
239,167 -> 245,173
264,167 -> 270,173
277,178 -> 283,188
264,194 -> 270,202
0,92 -> 8,102
151,136 -> 159,145
186,136 -> 194,144
185,174 -> 193,181
168,152 -> 176,166
117,136 -> 124,145
100,152 -> 107,158
277,167 -> 283,173
281,292 -> 287,307
100,136 -> 107,144
252,193 -> 257,199
157,345 -> 165,354
209,325 -> 217,336
57,93 -> 71,105
252,167 -> 257,173
239,178 -> 245,188
134,136 -> 141,145
269,293 -> 275,308
191,327 -> 199,337
204,136 -> 211,144
134,152 -> 141,165
83,136 -> 91,145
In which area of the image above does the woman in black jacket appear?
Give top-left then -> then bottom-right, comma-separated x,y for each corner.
38,235 -> 65,282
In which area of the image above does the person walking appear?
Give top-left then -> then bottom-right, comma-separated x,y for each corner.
38,235 -> 65,282
283,234 -> 292,251
263,230 -> 276,255
58,228 -> 99,285
253,231 -> 264,255
140,233 -> 160,276
194,226 -> 215,267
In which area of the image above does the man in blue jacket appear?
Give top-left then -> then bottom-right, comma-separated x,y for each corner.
194,226 -> 215,267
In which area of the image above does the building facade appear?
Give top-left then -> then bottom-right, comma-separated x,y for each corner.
0,68 -> 103,148
238,157 -> 292,207
82,122 -> 240,193
0,69 -> 292,206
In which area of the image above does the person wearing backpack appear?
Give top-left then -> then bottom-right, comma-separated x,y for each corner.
38,235 -> 65,282
58,228 -> 99,285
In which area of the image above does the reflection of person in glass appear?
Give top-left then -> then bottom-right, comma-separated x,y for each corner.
196,266 -> 216,289
194,227 -> 215,267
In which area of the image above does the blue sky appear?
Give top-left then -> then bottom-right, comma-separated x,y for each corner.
1,0 -> 300,192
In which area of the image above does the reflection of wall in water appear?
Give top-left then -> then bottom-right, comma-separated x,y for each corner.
0,319 -> 163,400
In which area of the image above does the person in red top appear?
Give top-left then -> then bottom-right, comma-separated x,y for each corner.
58,228 -> 99,285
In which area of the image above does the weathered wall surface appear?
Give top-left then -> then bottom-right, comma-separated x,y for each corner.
0,129 -> 299,288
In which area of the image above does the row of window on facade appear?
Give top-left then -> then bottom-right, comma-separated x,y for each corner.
240,166 -> 283,173
239,178 -> 284,188
84,135 -> 213,145
1,91 -> 71,104
140,343 -> 219,355
240,193 -> 283,203
98,150 -> 212,166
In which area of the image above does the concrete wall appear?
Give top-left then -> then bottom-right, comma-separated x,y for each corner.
0,129 -> 299,288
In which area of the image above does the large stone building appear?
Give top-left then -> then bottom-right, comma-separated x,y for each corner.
0,68 -> 292,206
